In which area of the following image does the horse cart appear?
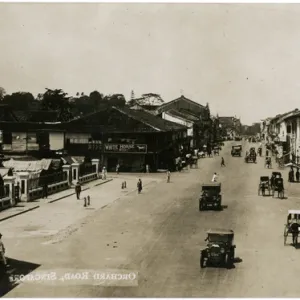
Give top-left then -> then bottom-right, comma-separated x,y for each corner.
199,183 -> 222,211
284,210 -> 300,245
231,145 -> 242,157
200,229 -> 236,269
258,176 -> 271,196
272,177 -> 284,198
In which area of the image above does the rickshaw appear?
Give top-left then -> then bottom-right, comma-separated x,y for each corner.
200,229 -> 236,269
258,176 -> 271,196
199,183 -> 222,211
284,210 -> 300,245
265,156 -> 272,168
258,147 -> 262,157
213,146 -> 220,156
272,177 -> 284,198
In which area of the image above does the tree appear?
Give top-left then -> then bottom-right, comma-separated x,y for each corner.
0,87 -> 6,101
40,88 -> 74,121
89,91 -> 106,111
141,93 -> 164,106
105,94 -> 126,107
3,92 -> 34,110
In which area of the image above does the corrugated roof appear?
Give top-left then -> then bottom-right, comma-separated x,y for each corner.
115,106 -> 187,131
3,159 -> 52,172
165,109 -> 199,122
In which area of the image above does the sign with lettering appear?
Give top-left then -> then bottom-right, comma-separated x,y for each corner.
104,144 -> 147,153
88,140 -> 102,151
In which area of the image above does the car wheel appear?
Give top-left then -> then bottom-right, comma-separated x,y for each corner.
199,202 -> 204,211
200,252 -> 206,268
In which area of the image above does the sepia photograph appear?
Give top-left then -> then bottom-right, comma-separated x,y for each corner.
0,1 -> 299,297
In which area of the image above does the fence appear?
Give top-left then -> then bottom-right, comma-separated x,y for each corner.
28,171 -> 69,201
0,184 -> 12,211
79,163 -> 96,177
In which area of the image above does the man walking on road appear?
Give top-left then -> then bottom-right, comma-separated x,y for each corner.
221,157 -> 226,167
75,182 -> 81,200
212,172 -> 218,182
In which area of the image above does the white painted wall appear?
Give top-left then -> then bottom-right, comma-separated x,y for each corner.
49,132 -> 64,150
162,112 -> 192,136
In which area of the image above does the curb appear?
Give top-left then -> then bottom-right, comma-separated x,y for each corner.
48,187 -> 90,204
48,179 -> 113,204
0,205 -> 40,222
94,178 -> 113,186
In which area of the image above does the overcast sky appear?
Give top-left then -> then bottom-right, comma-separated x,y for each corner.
1,4 -> 300,125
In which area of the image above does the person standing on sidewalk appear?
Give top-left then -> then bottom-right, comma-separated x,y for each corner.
75,182 -> 81,200
167,170 -> 171,183
116,164 -> 120,175
146,164 -> 150,173
137,179 -> 142,194
221,157 -> 226,167
102,167 -> 107,180
0,234 -> 7,267
42,182 -> 48,199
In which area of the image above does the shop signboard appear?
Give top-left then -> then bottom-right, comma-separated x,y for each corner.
104,143 -> 147,153
88,140 -> 102,151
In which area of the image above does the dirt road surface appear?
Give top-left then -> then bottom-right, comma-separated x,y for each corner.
4,141 -> 300,297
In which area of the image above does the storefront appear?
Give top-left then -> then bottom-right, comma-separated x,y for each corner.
102,143 -> 148,172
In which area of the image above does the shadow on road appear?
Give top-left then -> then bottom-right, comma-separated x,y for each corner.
0,257 -> 40,297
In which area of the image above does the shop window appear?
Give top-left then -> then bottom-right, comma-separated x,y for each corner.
3,132 -> 12,144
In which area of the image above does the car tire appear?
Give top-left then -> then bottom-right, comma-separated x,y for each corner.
200,252 -> 206,268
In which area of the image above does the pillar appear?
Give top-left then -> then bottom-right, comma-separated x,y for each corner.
62,164 -> 71,186
18,172 -> 30,202
92,159 -> 100,178
4,175 -> 16,206
71,163 -> 80,185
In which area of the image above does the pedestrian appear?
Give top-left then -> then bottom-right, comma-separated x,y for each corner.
75,182 -> 81,200
221,157 -> 225,167
146,164 -> 150,173
290,221 -> 300,245
266,149 -> 269,157
212,172 -> 217,182
296,168 -> 300,182
0,233 -> 7,266
102,167 -> 107,180
137,179 -> 142,194
167,170 -> 171,183
42,182 -> 48,199
116,163 -> 120,174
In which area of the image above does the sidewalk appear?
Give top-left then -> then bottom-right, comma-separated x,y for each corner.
0,178 -> 113,222
0,176 -> 161,244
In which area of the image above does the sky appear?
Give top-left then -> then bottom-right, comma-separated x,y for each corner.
1,3 -> 300,125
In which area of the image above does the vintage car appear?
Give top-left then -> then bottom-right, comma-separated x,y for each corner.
199,183 -> 222,211
231,145 -> 242,157
200,229 -> 236,269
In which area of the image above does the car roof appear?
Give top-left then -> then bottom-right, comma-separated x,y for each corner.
202,183 -> 221,187
207,228 -> 234,235
288,210 -> 300,215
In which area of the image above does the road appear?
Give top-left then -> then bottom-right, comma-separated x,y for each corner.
4,140 -> 300,297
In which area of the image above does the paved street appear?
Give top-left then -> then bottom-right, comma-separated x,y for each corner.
4,141 -> 300,297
